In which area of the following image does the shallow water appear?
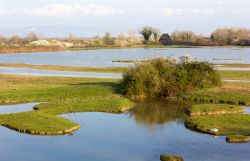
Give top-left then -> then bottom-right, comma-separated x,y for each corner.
0,48 -> 250,67
0,67 -> 122,78
1,101 -> 250,161
217,67 -> 250,71
0,103 -> 39,114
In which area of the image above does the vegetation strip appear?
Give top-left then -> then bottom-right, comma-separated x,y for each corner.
0,63 -> 126,73
226,135 -> 250,143
187,104 -> 244,116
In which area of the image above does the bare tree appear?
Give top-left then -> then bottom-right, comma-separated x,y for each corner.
26,32 -> 38,42
103,32 -> 114,46
152,28 -> 161,44
8,35 -> 24,45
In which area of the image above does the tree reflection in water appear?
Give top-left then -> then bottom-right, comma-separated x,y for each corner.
128,100 -> 190,127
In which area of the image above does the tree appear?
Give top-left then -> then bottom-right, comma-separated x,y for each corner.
8,35 -> 24,45
0,35 -> 7,45
117,32 -> 126,40
171,31 -> 196,42
127,29 -> 137,38
103,32 -> 114,46
26,32 -> 38,42
152,28 -> 161,44
211,28 -> 250,45
139,26 -> 153,44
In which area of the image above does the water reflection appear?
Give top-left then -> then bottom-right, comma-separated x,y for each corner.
128,100 -> 189,126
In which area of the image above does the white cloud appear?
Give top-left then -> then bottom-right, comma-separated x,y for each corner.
216,0 -> 224,5
162,8 -> 184,17
192,9 -> 215,15
0,3 -> 123,17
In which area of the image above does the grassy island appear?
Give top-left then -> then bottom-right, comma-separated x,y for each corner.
226,135 -> 250,143
187,104 -> 244,116
0,75 -> 133,135
185,103 -> 250,138
185,114 -> 250,136
160,154 -> 184,161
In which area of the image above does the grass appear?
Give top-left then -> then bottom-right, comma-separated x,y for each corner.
218,64 -> 250,68
187,104 -> 244,116
218,70 -> 250,80
181,82 -> 250,105
226,135 -> 249,143
185,114 -> 250,136
160,154 -> 184,161
0,63 -> 126,73
0,75 -> 133,135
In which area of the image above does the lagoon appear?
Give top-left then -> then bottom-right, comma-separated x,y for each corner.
0,48 -> 250,67
0,101 -> 250,161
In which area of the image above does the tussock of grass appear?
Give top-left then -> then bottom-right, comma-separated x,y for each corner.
187,104 -> 244,116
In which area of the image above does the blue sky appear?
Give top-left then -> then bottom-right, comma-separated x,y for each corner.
0,0 -> 249,36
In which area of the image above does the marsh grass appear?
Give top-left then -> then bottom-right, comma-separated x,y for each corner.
218,70 -> 250,80
0,63 -> 125,73
185,114 -> 250,136
187,104 -> 244,116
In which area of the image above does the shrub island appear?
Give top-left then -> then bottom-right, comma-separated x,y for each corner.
160,154 -> 184,161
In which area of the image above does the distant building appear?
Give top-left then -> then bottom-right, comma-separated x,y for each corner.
159,33 -> 172,45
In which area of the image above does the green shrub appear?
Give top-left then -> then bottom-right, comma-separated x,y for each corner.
121,58 -> 221,98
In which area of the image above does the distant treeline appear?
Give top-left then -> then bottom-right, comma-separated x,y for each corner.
0,27 -> 249,53
139,26 -> 250,46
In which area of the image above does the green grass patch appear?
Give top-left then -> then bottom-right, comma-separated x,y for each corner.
185,114 -> 250,136
218,70 -> 250,80
182,88 -> 250,105
0,63 -> 125,73
219,64 -> 250,68
226,135 -> 250,143
187,104 -> 244,116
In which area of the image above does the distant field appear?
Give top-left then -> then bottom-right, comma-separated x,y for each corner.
0,63 -> 126,73
218,70 -> 250,80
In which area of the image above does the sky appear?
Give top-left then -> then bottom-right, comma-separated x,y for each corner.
0,0 -> 249,37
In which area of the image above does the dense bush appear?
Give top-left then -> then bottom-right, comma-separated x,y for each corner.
121,58 -> 221,98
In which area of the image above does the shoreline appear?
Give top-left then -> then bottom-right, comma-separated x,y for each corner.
0,45 -> 249,54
